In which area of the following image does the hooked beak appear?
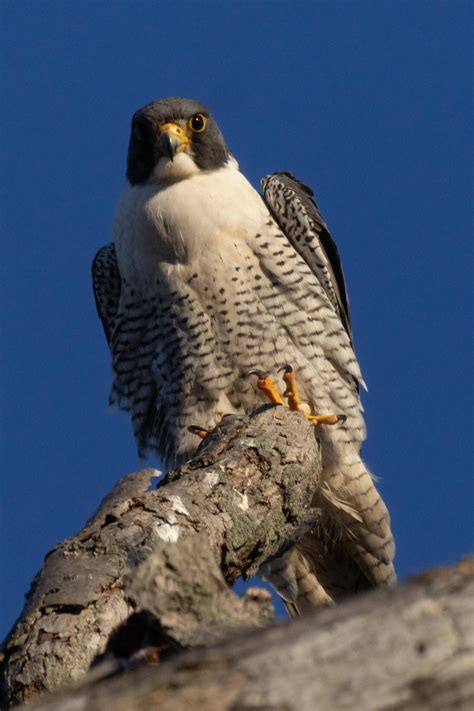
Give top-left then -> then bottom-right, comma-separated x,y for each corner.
157,123 -> 190,162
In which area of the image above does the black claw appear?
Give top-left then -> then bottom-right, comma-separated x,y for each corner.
337,414 -> 347,424
278,363 -> 294,374
247,368 -> 268,379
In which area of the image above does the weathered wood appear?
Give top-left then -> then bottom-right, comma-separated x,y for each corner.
27,557 -> 474,711
4,405 -> 473,711
0,407 -> 321,708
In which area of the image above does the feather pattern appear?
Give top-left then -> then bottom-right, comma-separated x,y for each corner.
262,172 -> 353,343
93,155 -> 395,613
92,243 -> 121,345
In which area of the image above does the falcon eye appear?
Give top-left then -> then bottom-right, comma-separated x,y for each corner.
188,113 -> 207,133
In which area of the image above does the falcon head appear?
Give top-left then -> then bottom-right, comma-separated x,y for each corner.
126,97 -> 229,185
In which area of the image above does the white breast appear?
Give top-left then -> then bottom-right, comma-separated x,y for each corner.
113,160 -> 271,288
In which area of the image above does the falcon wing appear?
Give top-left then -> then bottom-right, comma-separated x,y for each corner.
92,242 -> 169,462
261,172 -> 353,343
261,173 -> 395,604
92,243 -> 121,346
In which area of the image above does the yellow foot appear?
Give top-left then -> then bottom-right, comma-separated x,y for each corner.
188,415 -> 238,441
308,414 -> 346,425
247,369 -> 285,406
281,363 -> 307,412
249,364 -> 346,427
188,425 -> 211,439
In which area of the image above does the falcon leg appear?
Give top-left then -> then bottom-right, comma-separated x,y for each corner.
281,365 -> 346,426
307,414 -> 344,425
247,369 -> 285,406
281,364 -> 308,413
188,425 -> 211,439
248,365 -> 346,427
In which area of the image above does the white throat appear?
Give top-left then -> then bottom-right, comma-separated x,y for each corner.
152,152 -> 201,183
114,156 -> 269,284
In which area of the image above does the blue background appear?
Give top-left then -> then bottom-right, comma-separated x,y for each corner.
1,1 -> 472,637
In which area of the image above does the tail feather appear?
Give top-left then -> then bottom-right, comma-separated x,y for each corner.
260,546 -> 334,617
261,452 -> 396,616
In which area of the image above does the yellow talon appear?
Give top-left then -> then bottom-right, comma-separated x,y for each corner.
281,366 -> 299,410
249,365 -> 346,428
248,369 -> 285,406
307,414 -> 346,426
188,425 -> 211,439
281,364 -> 310,412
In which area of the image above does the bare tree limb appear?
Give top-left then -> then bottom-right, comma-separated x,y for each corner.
26,557 -> 474,711
3,405 -> 473,711
0,407 -> 321,708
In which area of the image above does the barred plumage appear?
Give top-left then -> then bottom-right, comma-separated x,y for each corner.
92,97 -> 395,615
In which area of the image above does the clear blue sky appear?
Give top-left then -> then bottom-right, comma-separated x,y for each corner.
1,1 -> 472,638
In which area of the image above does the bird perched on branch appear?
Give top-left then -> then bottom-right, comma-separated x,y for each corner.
92,97 -> 395,614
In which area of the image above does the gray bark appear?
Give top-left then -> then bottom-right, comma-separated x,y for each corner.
2,405 -> 473,710
26,557 -> 474,711
0,407 -> 321,708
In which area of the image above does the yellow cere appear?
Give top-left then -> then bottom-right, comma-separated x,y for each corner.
158,123 -> 190,148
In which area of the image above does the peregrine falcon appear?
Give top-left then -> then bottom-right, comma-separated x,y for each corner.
92,97 -> 396,614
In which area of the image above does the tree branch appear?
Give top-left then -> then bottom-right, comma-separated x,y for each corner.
27,558 -> 474,711
0,407 -> 321,708
2,406 -> 472,711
